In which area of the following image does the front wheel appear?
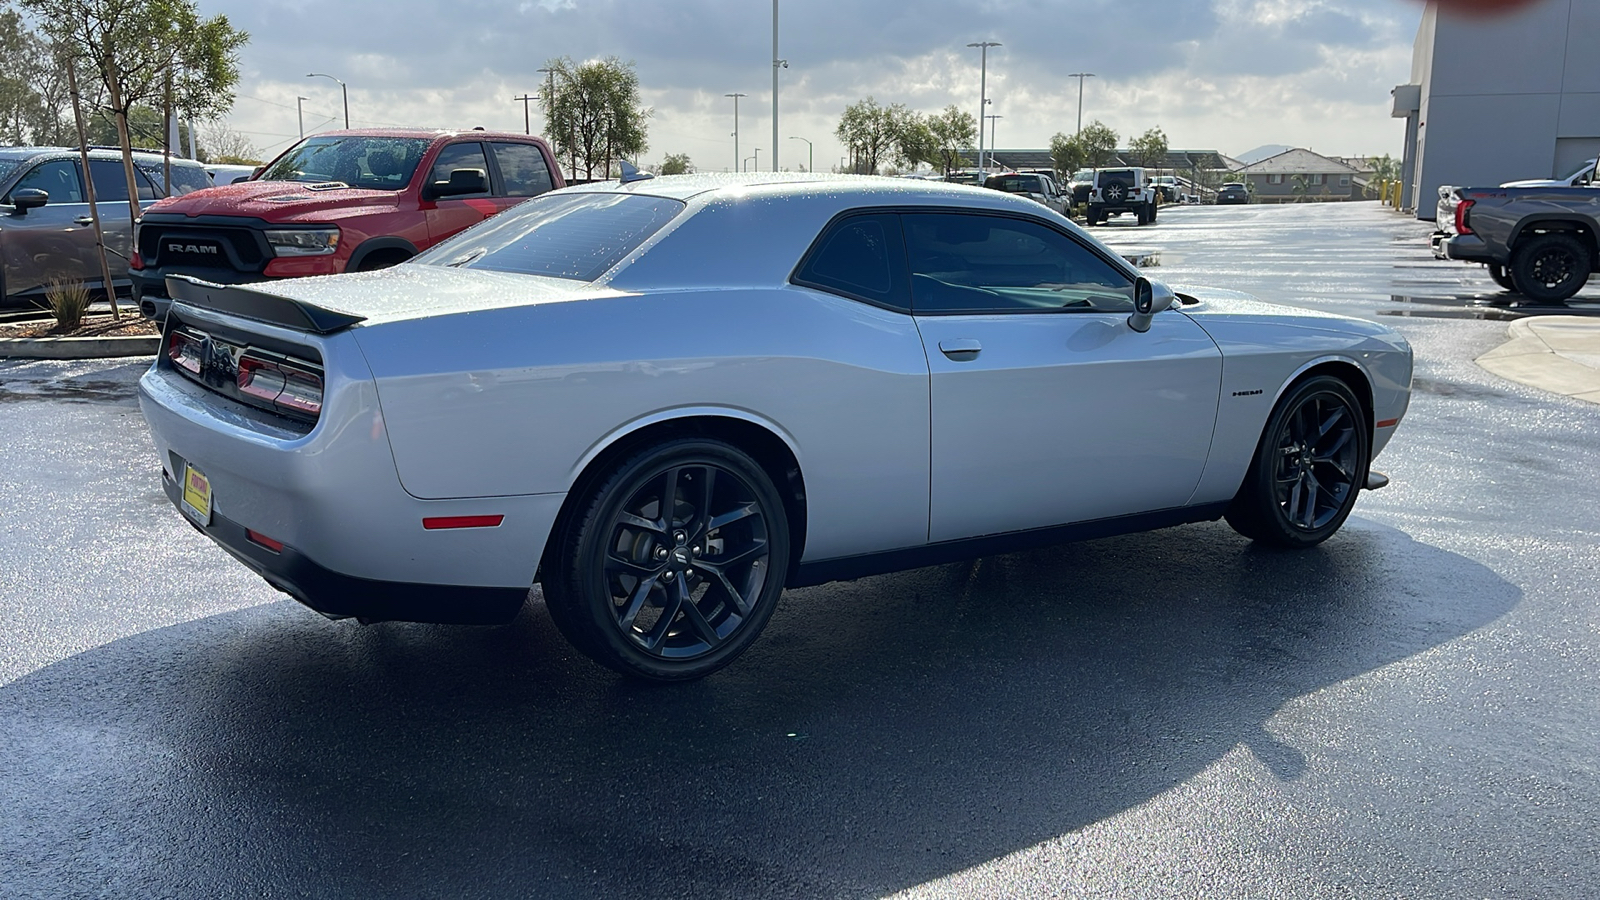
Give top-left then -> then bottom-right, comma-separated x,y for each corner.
541,438 -> 790,681
1225,376 -> 1369,548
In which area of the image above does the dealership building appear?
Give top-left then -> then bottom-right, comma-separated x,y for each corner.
1393,0 -> 1598,219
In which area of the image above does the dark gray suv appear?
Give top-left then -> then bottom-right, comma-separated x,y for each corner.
0,147 -> 210,306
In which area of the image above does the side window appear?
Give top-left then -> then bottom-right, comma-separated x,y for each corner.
10,160 -> 83,203
88,159 -> 159,202
168,165 -> 212,196
490,143 -> 555,197
903,212 -> 1133,314
428,142 -> 491,197
792,213 -> 909,312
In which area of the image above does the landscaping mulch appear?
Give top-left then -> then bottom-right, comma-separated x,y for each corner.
0,314 -> 160,339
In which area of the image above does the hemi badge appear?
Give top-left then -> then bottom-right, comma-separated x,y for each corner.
423,515 -> 505,530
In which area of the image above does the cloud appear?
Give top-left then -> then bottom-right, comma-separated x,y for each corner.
198,0 -> 1421,168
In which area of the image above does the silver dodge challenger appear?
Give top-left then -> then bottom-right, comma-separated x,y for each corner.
139,172 -> 1412,681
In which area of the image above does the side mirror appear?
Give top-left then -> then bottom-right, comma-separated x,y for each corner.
424,167 -> 488,200
1127,276 -> 1177,333
10,188 -> 48,213
250,166 -> 265,180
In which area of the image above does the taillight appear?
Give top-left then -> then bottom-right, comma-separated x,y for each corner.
237,353 -> 323,419
166,330 -> 202,374
129,251 -> 144,270
1454,198 -> 1475,235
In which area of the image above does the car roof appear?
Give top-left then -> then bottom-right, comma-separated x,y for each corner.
296,128 -> 545,142
556,171 -> 1035,206
0,146 -> 204,165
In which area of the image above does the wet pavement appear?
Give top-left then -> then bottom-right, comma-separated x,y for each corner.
2,203 -> 1599,898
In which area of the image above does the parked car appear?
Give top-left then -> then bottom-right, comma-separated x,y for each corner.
1150,175 -> 1180,203
205,163 -> 258,186
1216,182 -> 1250,205
1069,168 -> 1095,207
983,170 -> 1070,214
1086,167 -> 1158,226
0,147 -> 210,305
131,128 -> 565,320
140,173 -> 1412,681
1501,159 -> 1597,189
1433,162 -> 1600,303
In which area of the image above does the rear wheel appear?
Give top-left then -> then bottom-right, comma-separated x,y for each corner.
1086,206 -> 1102,226
542,438 -> 790,681
1510,233 -> 1591,304
1225,376 -> 1369,548
1148,201 -> 1158,224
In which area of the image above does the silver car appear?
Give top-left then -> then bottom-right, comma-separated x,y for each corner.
140,173 -> 1412,681
1,147 -> 210,305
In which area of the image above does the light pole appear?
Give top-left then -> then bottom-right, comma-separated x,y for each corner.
306,73 -> 347,129
967,41 -> 1001,176
725,92 -> 747,173
764,0 -> 784,171
985,114 -> 1003,168
296,96 -> 307,139
789,136 -> 812,173
1068,72 -> 1095,135
753,148 -> 761,172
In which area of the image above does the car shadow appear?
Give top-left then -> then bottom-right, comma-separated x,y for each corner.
0,517 -> 1518,898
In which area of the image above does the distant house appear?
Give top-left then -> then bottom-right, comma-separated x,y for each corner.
1236,149 -> 1365,202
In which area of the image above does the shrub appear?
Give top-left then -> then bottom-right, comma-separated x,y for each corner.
43,277 -> 91,330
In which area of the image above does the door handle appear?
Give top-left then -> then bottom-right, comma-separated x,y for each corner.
938,338 -> 982,361
73,216 -> 94,226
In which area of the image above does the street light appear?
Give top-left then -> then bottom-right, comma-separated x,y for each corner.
966,41 -> 1001,176
985,114 -> 1003,167
296,96 -> 307,139
789,135 -> 812,173
772,0 -> 787,172
753,148 -> 761,172
725,92 -> 747,173
306,73 -> 348,129
744,154 -> 757,172
1068,72 -> 1096,135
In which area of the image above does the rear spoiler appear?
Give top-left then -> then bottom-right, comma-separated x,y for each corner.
166,275 -> 366,335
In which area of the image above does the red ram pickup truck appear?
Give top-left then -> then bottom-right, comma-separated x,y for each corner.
132,128 -> 564,319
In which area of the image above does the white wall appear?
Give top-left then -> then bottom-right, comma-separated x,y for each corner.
1408,0 -> 1599,218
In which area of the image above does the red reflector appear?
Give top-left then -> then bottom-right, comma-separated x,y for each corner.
423,515 -> 505,530
1375,418 -> 1399,428
246,529 -> 285,552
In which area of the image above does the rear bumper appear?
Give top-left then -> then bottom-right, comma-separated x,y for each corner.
1430,231 -> 1494,263
160,470 -> 528,624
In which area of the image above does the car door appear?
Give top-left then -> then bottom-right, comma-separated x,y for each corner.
86,158 -> 157,285
905,210 -> 1223,543
422,141 -> 501,242
1,159 -> 101,297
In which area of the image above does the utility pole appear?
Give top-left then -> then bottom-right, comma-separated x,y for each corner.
513,94 -> 537,134
536,66 -> 555,141
967,41 -> 1001,176
772,0 -> 786,172
725,92 -> 746,172
1069,73 -> 1096,135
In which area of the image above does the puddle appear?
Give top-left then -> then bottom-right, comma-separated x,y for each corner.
1379,308 -> 1523,321
1410,377 -> 1512,399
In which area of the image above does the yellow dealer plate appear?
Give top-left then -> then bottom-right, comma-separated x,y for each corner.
180,463 -> 212,526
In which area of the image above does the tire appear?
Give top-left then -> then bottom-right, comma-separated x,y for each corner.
1488,263 -> 1516,292
541,437 -> 790,681
1135,205 -> 1149,226
1101,179 -> 1129,204
1148,201 -> 1158,224
1225,376 -> 1369,549
1509,233 -> 1591,304
1086,206 -> 1102,226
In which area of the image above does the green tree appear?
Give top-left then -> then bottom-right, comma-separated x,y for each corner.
835,96 -> 905,175
1049,131 -> 1086,181
1291,173 -> 1309,202
1077,120 -> 1119,168
23,0 -> 247,223
1365,153 -> 1399,198
540,56 -> 651,180
658,152 -> 693,175
892,109 -> 938,172
926,105 -> 976,177
1129,126 -> 1169,170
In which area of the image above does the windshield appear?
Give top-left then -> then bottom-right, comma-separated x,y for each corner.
416,191 -> 685,282
1071,169 -> 1094,183
257,136 -> 431,190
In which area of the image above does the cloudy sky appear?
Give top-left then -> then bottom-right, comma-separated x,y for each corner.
202,0 -> 1425,171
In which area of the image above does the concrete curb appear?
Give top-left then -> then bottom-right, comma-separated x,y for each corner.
1475,316 -> 1600,404
0,334 -> 160,360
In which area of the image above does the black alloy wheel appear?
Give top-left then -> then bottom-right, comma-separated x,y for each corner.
1225,376 -> 1369,548
542,438 -> 789,681
1510,233 -> 1591,304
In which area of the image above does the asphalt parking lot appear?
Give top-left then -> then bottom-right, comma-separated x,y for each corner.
2,201 -> 1598,899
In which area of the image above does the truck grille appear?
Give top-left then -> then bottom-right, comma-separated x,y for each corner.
139,223 -> 268,271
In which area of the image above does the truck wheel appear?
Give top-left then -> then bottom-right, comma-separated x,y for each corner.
1135,205 -> 1149,226
1510,233 -> 1591,304
1487,263 -> 1516,292
1148,201 -> 1158,224
1086,206 -> 1102,226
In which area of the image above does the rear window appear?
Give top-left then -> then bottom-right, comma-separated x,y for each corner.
985,174 -> 1042,193
415,191 -> 684,282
